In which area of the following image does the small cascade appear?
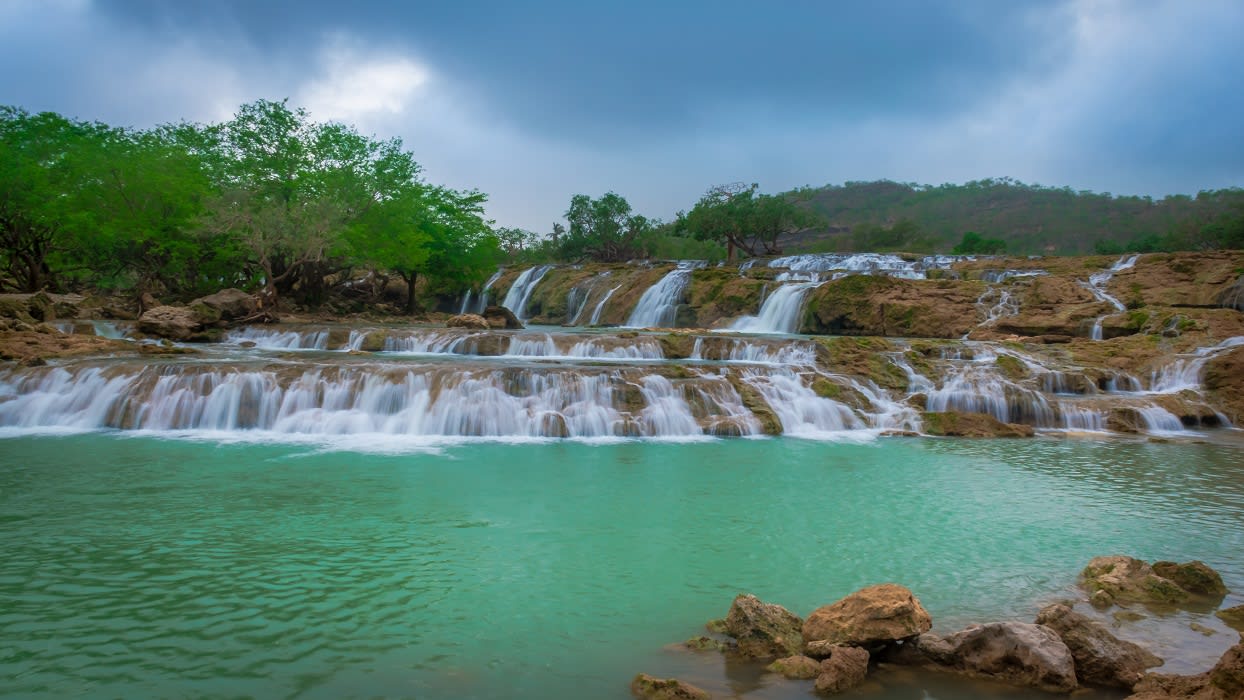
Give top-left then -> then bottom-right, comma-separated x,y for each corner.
1101,373 -> 1143,393
975,286 -> 1020,326
345,330 -> 367,352
567,271 -> 613,325
588,285 -> 622,326
1056,404 -> 1106,431
566,339 -> 664,360
505,335 -> 560,357
474,270 -> 504,314
766,253 -> 966,280
1083,254 -> 1140,340
383,331 -> 473,355
224,327 -> 328,350
626,262 -> 701,328
501,265 -> 553,322
689,337 -> 817,366
886,353 -> 935,394
458,290 -> 473,315
979,269 -> 1046,283
636,375 -> 702,437
741,368 -> 867,436
1136,405 -> 1186,433
729,279 -> 820,334
925,358 -> 1056,427
1149,336 -> 1244,393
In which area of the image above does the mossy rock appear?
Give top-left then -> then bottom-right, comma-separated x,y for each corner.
993,354 -> 1028,381
359,331 -> 388,352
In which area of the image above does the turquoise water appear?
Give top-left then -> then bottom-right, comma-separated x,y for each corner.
2,435 -> 1242,698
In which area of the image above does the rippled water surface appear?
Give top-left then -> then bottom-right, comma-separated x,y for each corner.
2,435 -> 1242,699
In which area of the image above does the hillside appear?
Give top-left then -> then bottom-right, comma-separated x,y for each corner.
777,179 -> 1244,256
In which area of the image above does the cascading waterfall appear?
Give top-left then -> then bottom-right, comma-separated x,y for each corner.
740,368 -> 867,436
588,285 -> 622,326
225,327 -> 329,350
1084,254 -> 1140,340
1149,336 -> 1244,393
625,262 -> 702,328
474,270 -> 504,314
567,271 -> 613,325
689,337 -> 817,366
729,277 -> 820,334
501,266 -> 553,322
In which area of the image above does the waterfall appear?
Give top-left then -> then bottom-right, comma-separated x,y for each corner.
474,270 -> 504,314
741,368 -> 867,436
689,337 -> 817,366
1149,336 -> 1244,393
589,285 -> 622,326
636,376 -> 702,437
224,327 -> 328,350
729,281 -> 819,334
625,263 -> 700,328
501,266 -> 553,321
568,271 -> 612,325
1083,254 -> 1140,339
458,290 -> 473,315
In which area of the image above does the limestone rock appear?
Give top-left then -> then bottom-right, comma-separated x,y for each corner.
191,288 -> 258,321
724,593 -> 804,659
1082,556 -> 1227,606
482,305 -> 523,329
921,411 -> 1035,438
802,583 -> 932,648
814,646 -> 869,695
940,622 -> 1078,693
629,673 -> 710,700
1152,561 -> 1228,597
137,305 -> 203,341
1216,605 -> 1244,633
767,655 -> 821,680
1128,635 -> 1244,700
447,313 -> 490,330
1036,603 -> 1162,689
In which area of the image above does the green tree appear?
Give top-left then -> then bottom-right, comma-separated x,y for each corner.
683,183 -> 819,259
952,231 -> 1006,255
560,192 -> 651,262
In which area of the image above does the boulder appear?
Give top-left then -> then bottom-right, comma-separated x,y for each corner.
724,593 -> 804,659
629,673 -> 710,700
1082,556 -> 1226,606
1152,561 -> 1228,597
766,655 -> 821,680
446,313 -> 490,330
1035,603 -> 1162,689
940,622 -> 1078,693
802,583 -> 932,649
1128,635 -> 1244,700
191,288 -> 258,321
483,305 -> 524,329
814,646 -> 869,695
137,305 -> 204,341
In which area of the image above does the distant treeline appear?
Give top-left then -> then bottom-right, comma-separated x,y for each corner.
780,178 -> 1244,256
4,100 -> 1241,313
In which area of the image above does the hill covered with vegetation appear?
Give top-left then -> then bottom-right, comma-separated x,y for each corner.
776,178 -> 1244,256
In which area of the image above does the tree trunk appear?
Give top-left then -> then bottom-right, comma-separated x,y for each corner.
402,271 -> 418,315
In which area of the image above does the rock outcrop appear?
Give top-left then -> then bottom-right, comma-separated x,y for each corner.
191,288 -> 258,321
937,622 -> 1078,693
1082,556 -> 1227,607
629,673 -> 710,700
483,305 -> 524,329
1035,603 -> 1162,689
802,583 -> 932,649
724,594 -> 804,659
1127,635 -> 1244,700
813,645 -> 869,695
446,313 -> 490,330
921,411 -> 1035,438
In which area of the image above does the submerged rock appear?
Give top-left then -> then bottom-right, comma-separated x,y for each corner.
766,655 -> 821,680
629,673 -> 710,700
813,645 -> 869,695
1082,556 -> 1227,607
724,593 -> 804,659
1217,605 -> 1244,633
1035,603 -> 1162,689
1127,635 -> 1244,699
802,583 -> 932,649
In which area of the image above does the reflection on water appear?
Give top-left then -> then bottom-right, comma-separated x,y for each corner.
0,435 -> 1241,698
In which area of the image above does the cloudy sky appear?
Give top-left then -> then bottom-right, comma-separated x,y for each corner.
2,0 -> 1242,231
